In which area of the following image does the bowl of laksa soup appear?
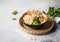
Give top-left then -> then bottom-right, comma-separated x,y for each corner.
23,10 -> 48,28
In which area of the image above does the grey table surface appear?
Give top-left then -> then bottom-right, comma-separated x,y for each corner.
0,0 -> 60,42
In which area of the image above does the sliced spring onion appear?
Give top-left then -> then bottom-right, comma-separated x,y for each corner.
12,18 -> 17,20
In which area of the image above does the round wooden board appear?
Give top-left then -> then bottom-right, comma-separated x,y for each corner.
19,15 -> 54,35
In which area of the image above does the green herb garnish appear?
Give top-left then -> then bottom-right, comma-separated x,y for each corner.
46,7 -> 60,18
12,10 -> 18,15
12,18 -> 17,20
33,17 -> 40,25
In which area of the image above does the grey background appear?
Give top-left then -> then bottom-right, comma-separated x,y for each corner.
0,0 -> 60,42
